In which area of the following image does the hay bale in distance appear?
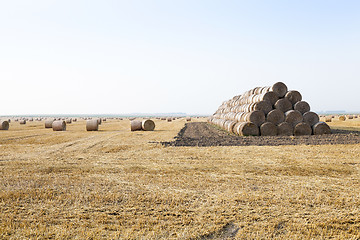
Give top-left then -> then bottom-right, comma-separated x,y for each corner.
131,120 -> 142,131
19,120 -> 26,125
339,115 -> 346,121
52,120 -> 66,131
45,120 -> 54,128
0,120 -> 9,130
142,119 -> 155,131
325,116 -> 332,122
86,119 -> 99,131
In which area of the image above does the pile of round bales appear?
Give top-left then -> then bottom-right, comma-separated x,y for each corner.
131,119 -> 155,131
208,82 -> 331,136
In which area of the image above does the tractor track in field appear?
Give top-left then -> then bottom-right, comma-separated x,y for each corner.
0,133 -> 51,143
162,122 -> 360,147
43,132 -> 123,154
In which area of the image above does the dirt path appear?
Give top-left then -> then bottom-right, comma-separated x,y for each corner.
162,122 -> 360,147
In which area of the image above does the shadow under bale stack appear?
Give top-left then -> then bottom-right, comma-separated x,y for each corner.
208,82 -> 330,136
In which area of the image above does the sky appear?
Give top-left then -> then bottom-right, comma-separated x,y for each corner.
0,0 -> 359,115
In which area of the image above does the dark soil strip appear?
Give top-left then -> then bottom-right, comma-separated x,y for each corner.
161,122 -> 360,147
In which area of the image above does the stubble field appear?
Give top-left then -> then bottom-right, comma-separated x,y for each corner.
0,117 -> 360,239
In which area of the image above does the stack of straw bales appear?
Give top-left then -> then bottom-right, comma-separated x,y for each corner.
208,82 -> 330,136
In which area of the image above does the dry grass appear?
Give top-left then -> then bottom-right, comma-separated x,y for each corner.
0,117 -> 360,239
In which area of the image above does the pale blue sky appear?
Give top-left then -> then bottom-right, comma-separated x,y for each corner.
1,0 -> 359,115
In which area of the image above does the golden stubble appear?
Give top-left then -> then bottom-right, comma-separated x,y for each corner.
0,117 -> 359,239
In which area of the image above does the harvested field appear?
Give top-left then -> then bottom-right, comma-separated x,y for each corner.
0,117 -> 360,239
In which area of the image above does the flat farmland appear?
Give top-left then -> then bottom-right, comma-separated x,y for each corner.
0,117 -> 360,239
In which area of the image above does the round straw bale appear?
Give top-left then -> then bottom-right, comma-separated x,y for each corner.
167,118 -> 172,122
277,122 -> 293,136
86,119 -> 99,131
262,91 -> 279,105
0,120 -> 9,130
131,120 -> 142,131
52,120 -> 66,131
274,98 -> 293,113
260,86 -> 271,94
186,117 -> 192,121
294,101 -> 310,114
45,120 -> 54,128
325,116 -> 332,122
103,118 -> 107,122
66,118 -> 72,124
142,119 -> 155,131
303,111 -> 320,126
312,122 -> 331,135
73,118 -> 77,122
348,115 -> 353,119
266,109 -> 285,125
271,82 -> 288,97
224,120 -> 237,134
260,122 -> 278,136
285,90 -> 302,105
338,115 -> 346,121
254,101 -> 272,114
161,117 -> 166,120
19,120 -> 26,125
253,87 -> 262,94
294,122 -> 312,136
245,110 -> 265,126
234,122 -> 259,136
285,110 -> 303,127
